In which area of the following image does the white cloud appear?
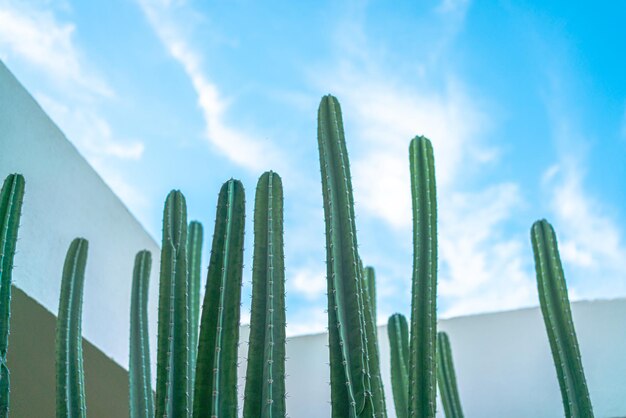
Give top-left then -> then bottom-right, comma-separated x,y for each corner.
310,12 -> 532,318
289,267 -> 326,301
0,1 -> 148,223
136,0 -> 286,173
542,160 -> 626,298
439,184 -> 536,317
36,94 -> 144,161
0,1 -> 111,98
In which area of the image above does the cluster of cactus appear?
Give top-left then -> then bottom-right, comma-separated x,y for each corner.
0,92 -> 598,418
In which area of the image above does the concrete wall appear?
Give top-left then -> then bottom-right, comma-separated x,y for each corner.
276,299 -> 626,418
0,61 -> 161,377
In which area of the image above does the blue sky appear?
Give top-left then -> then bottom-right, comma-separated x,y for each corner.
1,0 -> 625,335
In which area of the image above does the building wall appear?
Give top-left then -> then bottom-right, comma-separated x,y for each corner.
0,61 -> 161,378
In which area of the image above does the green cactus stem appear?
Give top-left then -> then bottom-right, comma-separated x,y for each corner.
56,238 -> 88,418
129,250 -> 154,418
363,266 -> 377,327
408,136 -> 437,418
388,313 -> 409,418
317,94 -> 374,418
155,190 -> 190,418
187,221 -> 203,398
194,179 -> 245,418
436,332 -> 464,418
0,174 -> 25,417
531,219 -> 594,418
361,266 -> 386,417
243,171 -> 286,418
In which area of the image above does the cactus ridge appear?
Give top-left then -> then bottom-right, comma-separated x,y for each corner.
194,179 -> 245,418
388,313 -> 409,418
361,265 -> 386,417
0,174 -> 25,417
408,136 -> 437,418
243,171 -> 286,418
317,94 -> 373,417
155,190 -> 189,418
436,332 -> 464,418
187,221 -> 204,400
129,250 -> 154,418
531,219 -> 594,418
363,267 -> 377,328
56,238 -> 88,418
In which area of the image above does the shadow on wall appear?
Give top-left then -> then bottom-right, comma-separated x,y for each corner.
7,286 -> 129,417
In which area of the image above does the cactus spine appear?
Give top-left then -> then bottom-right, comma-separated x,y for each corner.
56,238 -> 88,418
436,332 -> 464,418
129,250 -> 154,418
0,174 -> 25,417
194,179 -> 245,418
531,219 -> 594,418
187,221 -> 203,398
408,136 -> 437,418
243,171 -> 286,418
388,313 -> 409,418
155,191 -> 190,418
317,94 -> 375,418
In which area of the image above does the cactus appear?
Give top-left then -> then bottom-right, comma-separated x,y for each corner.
408,136 -> 437,418
193,179 -> 245,418
243,171 -> 286,418
317,94 -> 375,418
56,238 -> 88,418
531,219 -> 594,418
129,250 -> 154,418
436,332 -> 464,418
361,266 -> 386,417
0,174 -> 25,417
187,221 -> 203,398
363,266 -> 377,327
155,190 -> 190,418
388,313 -> 409,418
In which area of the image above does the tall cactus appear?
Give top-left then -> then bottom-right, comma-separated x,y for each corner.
155,190 -> 189,418
436,332 -> 464,418
361,266 -> 386,417
243,171 -> 286,418
187,221 -> 203,398
388,313 -> 409,418
129,250 -> 154,418
194,179 -> 245,418
408,136 -> 437,418
0,174 -> 25,418
56,238 -> 89,418
317,94 -> 375,418
531,219 -> 594,418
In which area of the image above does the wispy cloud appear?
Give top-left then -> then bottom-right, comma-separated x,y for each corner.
289,267 -> 326,301
136,0 -> 286,173
308,8 -> 531,318
0,0 -> 149,223
0,1 -> 111,98
543,159 -> 626,298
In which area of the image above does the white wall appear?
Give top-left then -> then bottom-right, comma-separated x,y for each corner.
0,61 -> 161,378
264,299 -> 626,418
